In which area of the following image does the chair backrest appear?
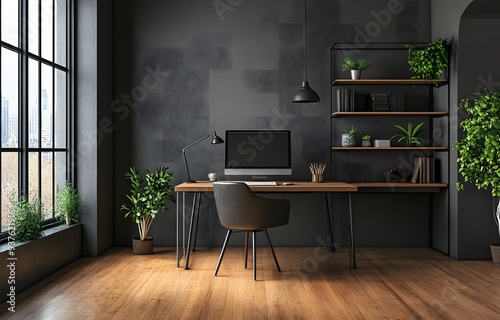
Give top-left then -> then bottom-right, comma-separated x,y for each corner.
213,182 -> 290,231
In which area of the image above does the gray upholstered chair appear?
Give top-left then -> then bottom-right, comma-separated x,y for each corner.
213,181 -> 290,280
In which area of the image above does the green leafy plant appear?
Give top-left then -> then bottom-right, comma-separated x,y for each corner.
362,135 -> 371,140
121,166 -> 175,241
342,57 -> 369,71
343,125 -> 358,135
456,89 -> 500,239
407,38 -> 448,81
55,181 -> 83,225
391,122 -> 427,145
10,195 -> 44,242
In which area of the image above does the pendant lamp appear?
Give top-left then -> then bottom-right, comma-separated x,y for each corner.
293,0 -> 320,103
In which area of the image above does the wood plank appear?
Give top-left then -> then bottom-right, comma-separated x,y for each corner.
332,146 -> 448,150
332,79 -> 448,86
174,181 -> 358,192
332,111 -> 448,117
4,247 -> 499,319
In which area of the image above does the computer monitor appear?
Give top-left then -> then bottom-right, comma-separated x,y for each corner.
224,130 -> 292,177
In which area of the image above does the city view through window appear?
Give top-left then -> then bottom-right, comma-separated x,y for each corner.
1,0 -> 70,233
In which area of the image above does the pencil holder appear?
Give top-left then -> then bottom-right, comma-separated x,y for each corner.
312,174 -> 323,183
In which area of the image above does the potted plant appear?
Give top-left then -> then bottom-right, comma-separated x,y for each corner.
407,38 -> 448,84
341,125 -> 358,147
456,89 -> 500,266
10,195 -> 44,242
390,122 -> 427,146
361,135 -> 371,147
121,166 -> 175,255
342,57 -> 369,80
55,181 -> 83,225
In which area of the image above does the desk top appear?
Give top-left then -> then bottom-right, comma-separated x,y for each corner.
174,181 -> 357,193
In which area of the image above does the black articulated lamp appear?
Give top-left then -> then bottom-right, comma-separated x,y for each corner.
182,131 -> 224,183
293,0 -> 320,103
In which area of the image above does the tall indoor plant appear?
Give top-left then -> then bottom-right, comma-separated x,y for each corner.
456,89 -> 500,265
121,166 -> 175,254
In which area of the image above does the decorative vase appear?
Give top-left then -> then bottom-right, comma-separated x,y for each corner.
491,244 -> 500,266
361,140 -> 371,147
350,69 -> 361,80
132,237 -> 154,255
341,134 -> 356,147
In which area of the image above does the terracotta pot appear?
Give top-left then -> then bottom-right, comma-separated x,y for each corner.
491,244 -> 500,266
132,237 -> 153,255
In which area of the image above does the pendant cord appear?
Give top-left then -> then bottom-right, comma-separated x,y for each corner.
303,0 -> 307,82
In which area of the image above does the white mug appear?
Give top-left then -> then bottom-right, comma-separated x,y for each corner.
208,172 -> 217,182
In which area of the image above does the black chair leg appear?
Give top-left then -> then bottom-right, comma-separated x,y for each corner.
244,231 -> 249,269
215,230 -> 232,276
252,231 -> 257,281
264,229 -> 281,272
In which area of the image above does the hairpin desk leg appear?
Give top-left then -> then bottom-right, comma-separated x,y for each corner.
323,193 -> 335,252
349,192 -> 356,269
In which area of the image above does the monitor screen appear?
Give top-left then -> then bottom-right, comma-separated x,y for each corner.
224,130 -> 292,176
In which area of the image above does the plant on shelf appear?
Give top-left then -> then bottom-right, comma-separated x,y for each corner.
390,122 -> 427,146
55,181 -> 83,225
341,125 -> 358,147
407,38 -> 448,82
10,195 -> 44,243
456,89 -> 500,266
342,57 -> 369,80
121,166 -> 175,254
361,135 -> 371,147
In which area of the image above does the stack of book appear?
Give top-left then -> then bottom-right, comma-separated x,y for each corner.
389,91 -> 405,111
336,89 -> 355,112
411,157 -> 435,183
370,92 -> 390,111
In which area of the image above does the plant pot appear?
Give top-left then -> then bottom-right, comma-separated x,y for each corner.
65,217 -> 72,225
132,237 -> 154,255
350,69 -> 361,80
361,140 -> 371,147
491,244 -> 500,266
341,134 -> 356,147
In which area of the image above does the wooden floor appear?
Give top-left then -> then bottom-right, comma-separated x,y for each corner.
1,247 -> 500,319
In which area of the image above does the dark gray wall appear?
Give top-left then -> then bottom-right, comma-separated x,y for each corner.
76,0 -> 114,256
112,0 -> 436,248
432,0 -> 500,259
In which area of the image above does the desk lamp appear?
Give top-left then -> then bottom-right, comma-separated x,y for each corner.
183,131 -> 224,183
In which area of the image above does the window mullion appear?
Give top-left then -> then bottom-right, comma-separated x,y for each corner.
20,0 -> 29,197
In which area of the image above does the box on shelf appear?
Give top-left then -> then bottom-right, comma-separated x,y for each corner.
374,139 -> 391,147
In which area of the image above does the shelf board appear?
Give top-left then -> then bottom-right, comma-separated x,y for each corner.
332,79 -> 448,87
331,146 -> 448,151
332,111 -> 448,117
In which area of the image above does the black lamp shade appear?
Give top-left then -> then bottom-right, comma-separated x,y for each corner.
293,81 -> 320,103
211,131 -> 224,144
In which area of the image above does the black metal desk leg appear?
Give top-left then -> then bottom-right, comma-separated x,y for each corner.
349,192 -> 356,269
185,193 -> 199,270
323,193 -> 336,252
192,194 -> 202,252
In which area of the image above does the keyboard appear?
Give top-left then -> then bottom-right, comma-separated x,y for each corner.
243,181 -> 277,186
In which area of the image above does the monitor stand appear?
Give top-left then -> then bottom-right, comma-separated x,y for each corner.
251,175 -> 268,181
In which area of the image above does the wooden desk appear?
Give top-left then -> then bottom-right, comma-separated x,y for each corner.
174,181 -> 357,269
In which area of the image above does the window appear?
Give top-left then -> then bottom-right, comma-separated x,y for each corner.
1,0 -> 72,233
